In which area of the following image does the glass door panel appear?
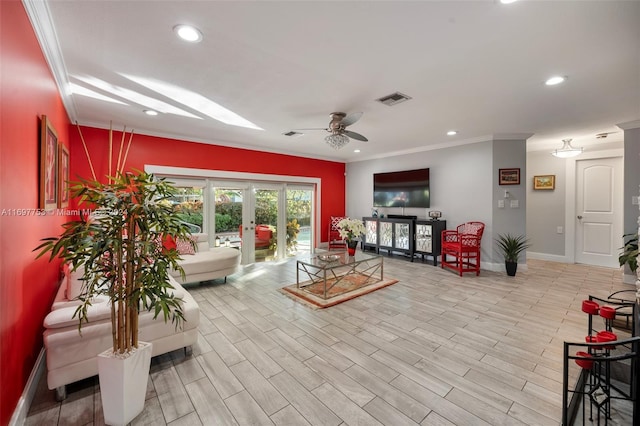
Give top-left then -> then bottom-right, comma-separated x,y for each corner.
253,188 -> 278,262
213,187 -> 245,251
209,181 -> 315,265
286,187 -> 313,257
168,184 -> 204,233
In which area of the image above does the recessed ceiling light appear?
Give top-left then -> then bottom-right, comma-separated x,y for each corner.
144,109 -> 158,116
447,130 -> 457,136
173,24 -> 203,43
354,149 -> 361,153
500,0 -> 518,4
545,75 -> 567,86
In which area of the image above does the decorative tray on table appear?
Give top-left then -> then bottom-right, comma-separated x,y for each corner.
317,254 -> 341,262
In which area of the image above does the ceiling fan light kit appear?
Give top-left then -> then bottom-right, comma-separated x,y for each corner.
294,111 -> 369,150
551,138 -> 583,158
325,133 -> 350,149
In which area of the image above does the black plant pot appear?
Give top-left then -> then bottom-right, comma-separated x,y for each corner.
505,261 -> 518,276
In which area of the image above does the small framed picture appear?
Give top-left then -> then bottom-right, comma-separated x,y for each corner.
533,175 -> 555,190
40,115 -> 58,209
499,168 -> 520,185
58,144 -> 70,208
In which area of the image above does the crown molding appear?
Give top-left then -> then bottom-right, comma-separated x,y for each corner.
22,0 -> 77,122
617,119 -> 640,131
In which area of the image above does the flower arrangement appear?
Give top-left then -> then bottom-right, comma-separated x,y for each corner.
337,217 -> 365,242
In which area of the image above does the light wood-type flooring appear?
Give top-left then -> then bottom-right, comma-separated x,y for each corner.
25,257 -> 633,425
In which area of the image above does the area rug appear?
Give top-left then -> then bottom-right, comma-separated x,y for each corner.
280,275 -> 398,309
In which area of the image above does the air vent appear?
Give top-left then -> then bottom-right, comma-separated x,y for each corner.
375,92 -> 412,106
283,131 -> 303,137
596,132 -> 615,139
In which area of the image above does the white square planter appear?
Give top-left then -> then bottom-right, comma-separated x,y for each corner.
98,341 -> 152,426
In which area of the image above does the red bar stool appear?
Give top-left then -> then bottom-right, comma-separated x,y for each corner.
574,351 -> 594,369
574,350 -> 597,423
582,300 -> 599,315
582,300 -> 600,339
599,306 -> 616,331
596,330 -> 617,350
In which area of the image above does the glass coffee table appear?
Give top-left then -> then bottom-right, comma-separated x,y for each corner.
296,251 -> 384,300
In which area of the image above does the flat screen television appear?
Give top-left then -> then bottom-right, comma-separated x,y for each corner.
373,168 -> 430,208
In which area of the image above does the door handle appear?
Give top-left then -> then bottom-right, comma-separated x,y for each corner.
577,215 -> 583,220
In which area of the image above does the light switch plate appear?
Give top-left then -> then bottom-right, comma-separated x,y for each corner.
498,200 -> 505,208
510,200 -> 519,208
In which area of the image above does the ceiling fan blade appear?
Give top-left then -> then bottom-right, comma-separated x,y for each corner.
344,130 -> 368,142
291,127 -> 329,131
341,112 -> 363,127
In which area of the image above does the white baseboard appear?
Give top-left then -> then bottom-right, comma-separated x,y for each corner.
482,262 -> 529,273
526,252 -> 568,263
10,348 -> 46,426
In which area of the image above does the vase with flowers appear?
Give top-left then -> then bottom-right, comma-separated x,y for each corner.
337,217 -> 366,256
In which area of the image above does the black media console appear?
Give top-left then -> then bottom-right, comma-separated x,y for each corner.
362,217 -> 447,265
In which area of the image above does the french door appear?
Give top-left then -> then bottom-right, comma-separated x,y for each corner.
211,181 -> 314,265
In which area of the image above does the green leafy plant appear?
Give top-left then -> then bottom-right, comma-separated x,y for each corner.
619,232 -> 638,273
35,171 -> 192,355
495,233 -> 531,263
286,218 -> 301,252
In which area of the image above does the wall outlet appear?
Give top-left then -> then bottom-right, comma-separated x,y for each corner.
510,200 -> 519,208
557,226 -> 563,234
633,196 -> 639,205
498,200 -> 505,208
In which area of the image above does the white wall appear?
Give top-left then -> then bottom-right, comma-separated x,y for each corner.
492,139 -> 528,263
526,151 -> 567,258
346,138 -> 527,267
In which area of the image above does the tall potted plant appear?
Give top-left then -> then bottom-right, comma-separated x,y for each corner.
619,232 -> 639,273
36,171 -> 192,425
495,233 -> 531,276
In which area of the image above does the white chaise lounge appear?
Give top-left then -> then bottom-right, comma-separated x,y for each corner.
170,233 -> 241,284
43,273 -> 200,400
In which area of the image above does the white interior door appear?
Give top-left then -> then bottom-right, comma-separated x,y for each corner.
575,157 -> 623,267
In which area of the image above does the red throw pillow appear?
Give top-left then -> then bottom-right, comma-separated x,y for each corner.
162,235 -> 177,251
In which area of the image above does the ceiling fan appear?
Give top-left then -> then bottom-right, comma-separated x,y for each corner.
294,112 -> 368,149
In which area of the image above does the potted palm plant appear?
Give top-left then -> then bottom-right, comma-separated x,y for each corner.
495,233 -> 531,276
36,170 -> 192,425
619,232 -> 638,282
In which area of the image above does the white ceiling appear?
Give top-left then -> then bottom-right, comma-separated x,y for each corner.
31,0 -> 640,162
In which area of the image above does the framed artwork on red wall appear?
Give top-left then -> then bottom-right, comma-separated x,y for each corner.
40,115 -> 58,209
58,144 -> 70,208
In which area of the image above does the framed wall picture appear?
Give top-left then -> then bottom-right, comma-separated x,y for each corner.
58,144 -> 70,208
499,168 -> 520,185
533,175 -> 555,190
40,115 -> 58,209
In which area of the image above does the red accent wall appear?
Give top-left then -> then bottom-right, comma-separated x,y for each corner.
0,2 -> 344,421
0,1 -> 71,424
69,127 -> 346,242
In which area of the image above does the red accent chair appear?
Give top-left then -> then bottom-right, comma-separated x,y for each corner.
239,224 -> 273,249
328,216 -> 347,250
441,222 -> 485,276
